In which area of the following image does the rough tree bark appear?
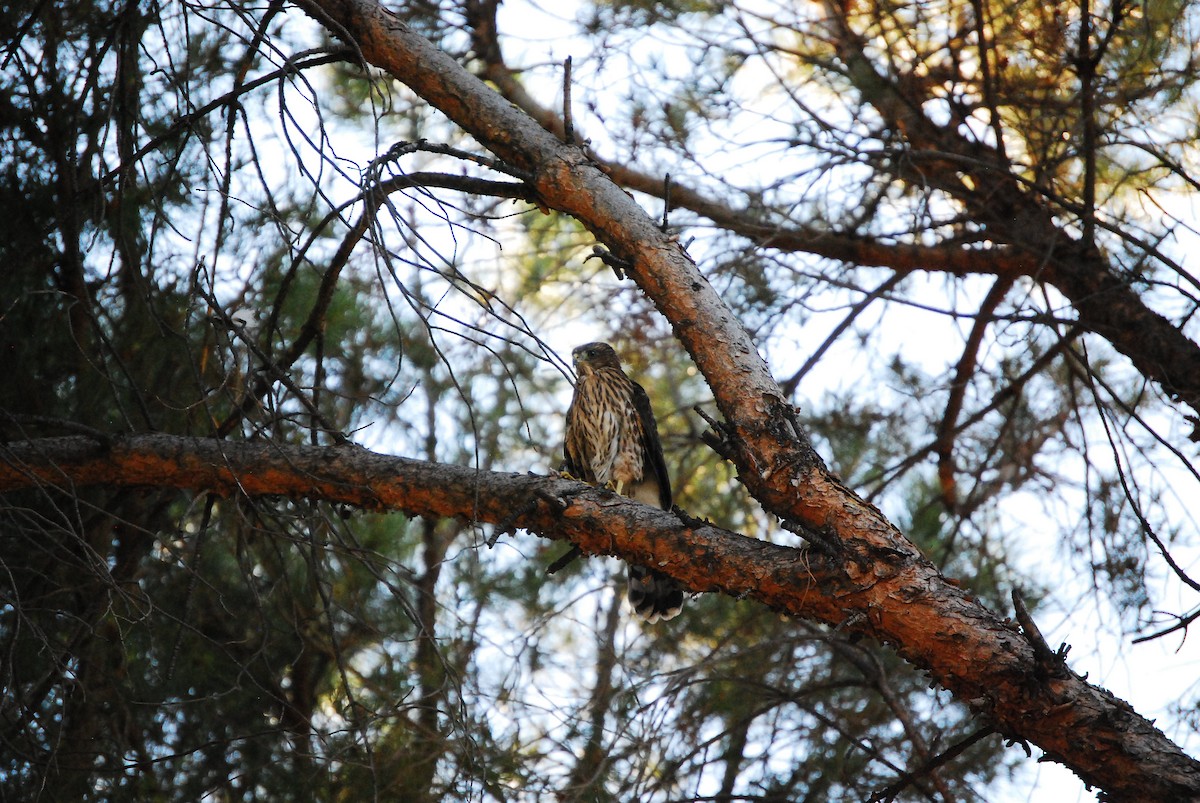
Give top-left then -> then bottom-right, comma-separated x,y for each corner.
283,2 -> 1200,798
464,0 -> 1200,432
3,439 -> 1199,798
2,434 -> 1200,796
6,0 -> 1193,797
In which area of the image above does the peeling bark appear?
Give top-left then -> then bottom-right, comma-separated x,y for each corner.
274,2 -> 1200,798
16,0 -> 1183,797
466,0 -> 1200,429
2,433 -> 1199,799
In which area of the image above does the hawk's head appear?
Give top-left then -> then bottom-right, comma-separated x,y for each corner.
572,342 -> 621,375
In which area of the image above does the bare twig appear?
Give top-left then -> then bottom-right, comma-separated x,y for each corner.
1012,589 -> 1070,671
562,56 -> 575,145
587,245 -> 631,280
1133,605 -> 1200,645
546,545 -> 583,574
870,726 -> 996,803
660,173 -> 672,231
693,405 -> 736,461
934,276 -> 1014,514
195,269 -> 348,443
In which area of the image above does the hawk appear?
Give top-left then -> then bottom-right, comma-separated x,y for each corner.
564,342 -> 684,622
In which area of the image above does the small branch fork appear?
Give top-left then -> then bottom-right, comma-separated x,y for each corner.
1133,605 -> 1200,645
587,245 -> 633,280
1012,589 -> 1072,674
694,405 -> 737,461
869,725 -> 996,803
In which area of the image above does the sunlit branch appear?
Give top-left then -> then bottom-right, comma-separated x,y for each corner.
935,277 -> 1015,513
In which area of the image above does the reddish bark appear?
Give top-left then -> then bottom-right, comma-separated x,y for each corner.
58,0 -> 1189,797
3,433 -> 1199,799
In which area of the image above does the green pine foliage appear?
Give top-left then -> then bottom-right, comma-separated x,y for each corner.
3,0 -> 1199,799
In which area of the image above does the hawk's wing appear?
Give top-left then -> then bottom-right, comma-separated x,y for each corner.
631,380 -> 672,510
563,394 -> 592,482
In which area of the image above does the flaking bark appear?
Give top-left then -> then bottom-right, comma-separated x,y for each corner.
2,433 -> 1198,799
280,2 -> 1200,798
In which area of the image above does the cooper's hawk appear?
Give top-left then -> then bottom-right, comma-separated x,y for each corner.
564,342 -> 684,622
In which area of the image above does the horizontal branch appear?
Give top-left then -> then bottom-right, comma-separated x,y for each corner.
4,432 -> 1200,799
0,433 -> 831,615
463,3 -> 1030,280
603,162 -> 1031,278
286,2 -> 1200,798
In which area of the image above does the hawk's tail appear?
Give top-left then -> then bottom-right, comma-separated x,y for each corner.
627,566 -> 684,622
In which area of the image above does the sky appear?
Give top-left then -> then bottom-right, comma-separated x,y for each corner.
260,1 -> 1200,798
484,2 -> 1200,799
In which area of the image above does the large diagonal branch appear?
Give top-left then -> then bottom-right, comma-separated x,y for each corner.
3,432 -> 1200,798
468,0 -> 1200,428
463,0 -> 1028,278
286,2 -> 1199,797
